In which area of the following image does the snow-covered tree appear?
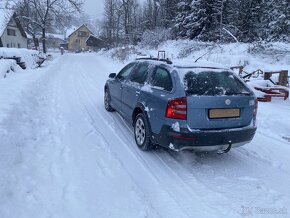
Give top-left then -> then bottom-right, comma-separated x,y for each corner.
262,0 -> 290,41
173,0 -> 224,41
140,27 -> 171,48
15,0 -> 83,53
101,0 -> 290,44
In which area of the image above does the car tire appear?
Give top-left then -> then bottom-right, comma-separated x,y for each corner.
134,113 -> 153,151
104,88 -> 115,112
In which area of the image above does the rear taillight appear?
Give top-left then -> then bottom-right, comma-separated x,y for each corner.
166,97 -> 187,120
253,99 -> 258,117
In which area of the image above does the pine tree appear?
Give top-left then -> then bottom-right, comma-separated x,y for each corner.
235,0 -> 264,42
262,0 -> 290,41
173,0 -> 192,38
101,0 -> 290,44
160,0 -> 179,27
221,0 -> 240,42
173,0 -> 224,41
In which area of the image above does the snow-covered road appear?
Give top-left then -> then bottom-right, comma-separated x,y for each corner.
0,54 -> 289,218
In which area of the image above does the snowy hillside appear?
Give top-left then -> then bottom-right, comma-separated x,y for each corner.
0,43 -> 289,217
102,40 -> 290,72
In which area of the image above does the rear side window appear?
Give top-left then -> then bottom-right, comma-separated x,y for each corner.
130,63 -> 149,84
151,67 -> 173,91
116,63 -> 135,80
183,71 -> 251,96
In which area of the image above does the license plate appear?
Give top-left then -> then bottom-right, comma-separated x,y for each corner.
209,108 -> 240,119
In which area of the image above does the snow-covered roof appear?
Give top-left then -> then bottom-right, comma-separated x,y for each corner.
66,24 -> 93,38
25,32 -> 33,39
0,8 -> 14,36
173,60 -> 229,70
134,58 -> 230,71
65,26 -> 78,38
85,34 -> 103,43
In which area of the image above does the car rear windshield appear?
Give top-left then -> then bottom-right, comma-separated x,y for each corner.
180,70 -> 251,96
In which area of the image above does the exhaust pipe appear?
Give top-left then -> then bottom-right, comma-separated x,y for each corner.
217,141 -> 232,155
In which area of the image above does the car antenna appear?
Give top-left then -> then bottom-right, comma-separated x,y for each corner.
136,52 -> 172,64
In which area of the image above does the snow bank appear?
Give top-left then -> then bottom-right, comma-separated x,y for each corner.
156,40 -> 290,73
0,48 -> 39,69
0,59 -> 22,78
0,55 -> 60,122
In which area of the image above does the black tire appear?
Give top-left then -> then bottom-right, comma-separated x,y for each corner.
104,88 -> 115,112
134,113 -> 153,151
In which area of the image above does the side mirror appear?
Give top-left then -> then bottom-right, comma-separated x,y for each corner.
109,73 -> 116,79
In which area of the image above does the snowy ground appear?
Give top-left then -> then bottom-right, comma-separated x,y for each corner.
0,52 -> 290,218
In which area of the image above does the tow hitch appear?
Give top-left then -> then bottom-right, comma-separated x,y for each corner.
217,141 -> 232,155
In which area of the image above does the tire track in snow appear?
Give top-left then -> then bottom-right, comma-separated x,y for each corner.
72,64 -> 191,218
54,58 -> 161,218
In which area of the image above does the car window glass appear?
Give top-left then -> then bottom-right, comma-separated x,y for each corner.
183,71 -> 251,96
116,63 -> 135,80
130,63 -> 149,84
151,67 -> 173,91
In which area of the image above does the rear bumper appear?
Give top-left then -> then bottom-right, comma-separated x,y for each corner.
153,125 -> 257,151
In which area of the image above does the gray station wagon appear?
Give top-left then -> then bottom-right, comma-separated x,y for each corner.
104,58 -> 257,153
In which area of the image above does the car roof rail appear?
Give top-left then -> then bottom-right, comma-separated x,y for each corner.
136,51 -> 173,64
136,57 -> 173,65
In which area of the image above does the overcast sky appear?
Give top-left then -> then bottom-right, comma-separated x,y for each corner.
84,0 -> 144,20
84,0 -> 105,20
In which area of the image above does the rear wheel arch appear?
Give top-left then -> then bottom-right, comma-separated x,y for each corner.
132,103 -> 151,124
132,106 -> 143,124
132,104 -> 153,135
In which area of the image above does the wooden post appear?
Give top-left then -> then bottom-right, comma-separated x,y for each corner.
239,66 -> 244,76
279,70 -> 288,87
264,72 -> 272,80
264,70 -> 288,87
230,66 -> 244,76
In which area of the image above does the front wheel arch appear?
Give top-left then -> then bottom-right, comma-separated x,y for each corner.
104,86 -> 115,112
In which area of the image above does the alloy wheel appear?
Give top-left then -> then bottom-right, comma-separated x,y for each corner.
135,117 -> 146,146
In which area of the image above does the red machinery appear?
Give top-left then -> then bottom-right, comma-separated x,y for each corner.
231,66 -> 289,102
254,86 -> 289,102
